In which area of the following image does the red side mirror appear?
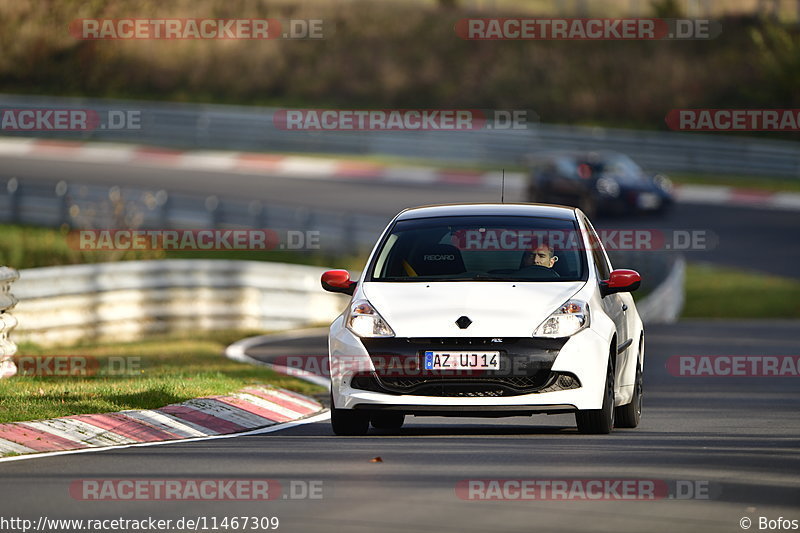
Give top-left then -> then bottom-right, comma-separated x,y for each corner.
601,269 -> 641,297
321,270 -> 356,296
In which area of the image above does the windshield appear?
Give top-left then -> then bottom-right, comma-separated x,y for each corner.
368,215 -> 588,282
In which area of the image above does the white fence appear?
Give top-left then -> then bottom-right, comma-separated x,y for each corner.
0,266 -> 19,378
11,260 -> 351,347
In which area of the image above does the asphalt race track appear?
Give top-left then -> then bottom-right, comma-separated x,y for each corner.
2,155 -> 799,532
0,321 -> 797,533
3,154 -> 799,279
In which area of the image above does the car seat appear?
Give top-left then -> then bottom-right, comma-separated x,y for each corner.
409,244 -> 467,276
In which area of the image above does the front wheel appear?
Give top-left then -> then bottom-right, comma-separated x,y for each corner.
330,394 -> 369,436
575,360 -> 615,434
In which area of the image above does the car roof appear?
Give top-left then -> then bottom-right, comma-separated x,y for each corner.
395,203 -> 579,221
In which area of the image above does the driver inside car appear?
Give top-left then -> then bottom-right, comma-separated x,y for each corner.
521,243 -> 559,269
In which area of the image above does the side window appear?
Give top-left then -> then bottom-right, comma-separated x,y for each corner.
555,157 -> 578,179
582,217 -> 611,280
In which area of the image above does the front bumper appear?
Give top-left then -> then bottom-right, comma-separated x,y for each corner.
600,186 -> 673,213
353,336 -> 578,397
329,316 -> 610,412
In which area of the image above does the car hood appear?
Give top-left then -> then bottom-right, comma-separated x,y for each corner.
360,281 -> 586,338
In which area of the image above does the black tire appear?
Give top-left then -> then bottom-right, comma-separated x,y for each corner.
575,358 -> 615,434
370,412 -> 405,430
330,394 -> 369,436
615,359 -> 643,429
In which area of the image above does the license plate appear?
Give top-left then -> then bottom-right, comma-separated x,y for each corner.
423,351 -> 500,370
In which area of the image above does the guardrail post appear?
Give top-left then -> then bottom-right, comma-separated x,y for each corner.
7,178 -> 20,224
206,196 -> 221,228
56,180 -> 70,226
249,200 -> 268,230
157,190 -> 171,227
0,266 -> 20,379
304,210 -> 316,236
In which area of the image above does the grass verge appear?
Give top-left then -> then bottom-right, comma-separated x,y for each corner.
670,173 -> 800,194
0,224 -> 368,271
0,330 -> 326,424
683,263 -> 800,318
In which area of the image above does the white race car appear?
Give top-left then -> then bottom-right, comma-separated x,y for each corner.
321,203 -> 644,435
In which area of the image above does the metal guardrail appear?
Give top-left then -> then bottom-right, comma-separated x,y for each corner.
0,176 -> 390,256
1,94 -> 799,177
12,260 -> 351,347
635,255 -> 685,324
0,266 -> 20,378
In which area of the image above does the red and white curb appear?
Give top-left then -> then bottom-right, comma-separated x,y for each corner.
0,137 -> 514,189
673,184 -> 800,211
2,137 -> 799,211
0,386 -> 323,459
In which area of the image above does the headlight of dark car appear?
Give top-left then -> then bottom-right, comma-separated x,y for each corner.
652,173 -> 674,194
596,177 -> 621,197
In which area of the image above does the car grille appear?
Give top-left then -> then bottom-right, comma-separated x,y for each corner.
350,372 -> 580,397
353,337 -> 574,397
404,337 -> 567,349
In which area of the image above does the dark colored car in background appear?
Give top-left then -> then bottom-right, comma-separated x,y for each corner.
526,151 -> 674,216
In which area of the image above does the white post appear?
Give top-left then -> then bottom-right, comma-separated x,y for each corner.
0,266 -> 19,378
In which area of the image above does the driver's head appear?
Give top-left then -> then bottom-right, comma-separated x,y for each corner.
523,244 -> 558,268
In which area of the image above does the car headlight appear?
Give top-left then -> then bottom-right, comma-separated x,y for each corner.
346,299 -> 395,338
653,174 -> 673,193
596,177 -> 620,197
533,299 -> 590,338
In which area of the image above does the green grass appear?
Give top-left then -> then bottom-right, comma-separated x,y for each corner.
683,263 -> 800,318
0,330 -> 326,424
0,224 -> 368,270
670,173 -> 800,194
